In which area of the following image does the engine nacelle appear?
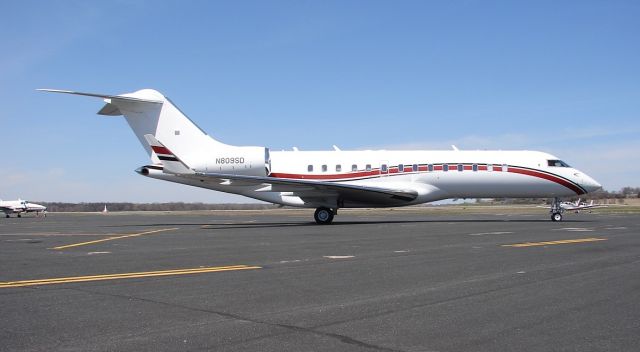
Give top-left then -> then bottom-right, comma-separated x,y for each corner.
192,146 -> 271,176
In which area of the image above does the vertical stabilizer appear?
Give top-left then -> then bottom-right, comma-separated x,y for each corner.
38,89 -> 231,167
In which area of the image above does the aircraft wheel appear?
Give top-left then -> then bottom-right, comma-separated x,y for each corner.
314,207 -> 334,225
5,214 -> 9,218
17,214 -> 21,218
551,212 -> 563,222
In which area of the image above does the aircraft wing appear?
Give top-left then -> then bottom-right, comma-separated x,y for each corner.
568,203 -> 607,210
188,172 -> 419,203
0,206 -> 18,214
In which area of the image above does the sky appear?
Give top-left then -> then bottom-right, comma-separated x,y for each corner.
1,0 -> 639,202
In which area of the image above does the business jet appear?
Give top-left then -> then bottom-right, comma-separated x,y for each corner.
38,88 -> 602,224
0,199 -> 47,218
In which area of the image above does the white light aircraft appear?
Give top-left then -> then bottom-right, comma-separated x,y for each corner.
39,89 -> 602,224
540,198 -> 607,213
0,199 -> 47,218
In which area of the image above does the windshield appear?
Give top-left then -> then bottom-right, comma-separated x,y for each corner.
547,160 -> 571,167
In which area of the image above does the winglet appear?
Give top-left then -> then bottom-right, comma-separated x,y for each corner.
143,134 -> 194,174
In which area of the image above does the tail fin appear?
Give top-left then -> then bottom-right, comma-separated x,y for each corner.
38,88 -> 228,166
143,134 -> 194,174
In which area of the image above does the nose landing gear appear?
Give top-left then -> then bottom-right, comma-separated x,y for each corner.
550,197 -> 564,222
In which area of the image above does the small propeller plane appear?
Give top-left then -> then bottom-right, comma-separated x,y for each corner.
39,88 -> 602,224
540,198 -> 607,213
0,199 -> 47,218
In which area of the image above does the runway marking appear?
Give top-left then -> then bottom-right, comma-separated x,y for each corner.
468,231 -> 514,236
51,228 -> 179,250
0,265 -> 261,288
502,238 -> 607,248
552,227 -> 594,232
323,256 -> 354,259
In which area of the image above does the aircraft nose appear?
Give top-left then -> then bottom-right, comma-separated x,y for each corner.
581,174 -> 602,193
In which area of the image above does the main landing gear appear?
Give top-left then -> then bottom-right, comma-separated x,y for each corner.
314,207 -> 335,225
550,197 -> 564,222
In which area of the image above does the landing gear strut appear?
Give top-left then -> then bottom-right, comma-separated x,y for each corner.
314,207 -> 335,225
550,197 -> 563,222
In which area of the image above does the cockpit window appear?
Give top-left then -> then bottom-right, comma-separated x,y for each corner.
547,160 -> 571,167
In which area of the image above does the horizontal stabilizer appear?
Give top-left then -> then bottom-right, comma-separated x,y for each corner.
37,89 -> 163,104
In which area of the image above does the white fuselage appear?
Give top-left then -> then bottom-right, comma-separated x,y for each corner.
143,149 -> 601,208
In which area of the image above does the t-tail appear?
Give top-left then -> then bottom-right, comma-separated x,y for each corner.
38,89 -> 271,176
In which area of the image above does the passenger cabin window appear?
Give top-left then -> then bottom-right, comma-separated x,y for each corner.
307,165 -> 313,172
336,164 -> 342,172
352,164 -> 357,172
413,164 -> 418,172
398,164 -> 404,172
472,164 -> 478,172
548,160 -> 570,167
381,164 -> 388,173
366,164 -> 372,171
457,164 -> 463,172
443,164 -> 449,172
428,164 -> 433,172
322,164 -> 327,172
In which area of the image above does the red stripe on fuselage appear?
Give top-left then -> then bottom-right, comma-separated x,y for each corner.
507,167 -> 585,195
269,164 -> 585,195
269,170 -> 379,180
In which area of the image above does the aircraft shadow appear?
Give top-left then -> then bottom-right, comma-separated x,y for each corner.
101,218 -> 595,230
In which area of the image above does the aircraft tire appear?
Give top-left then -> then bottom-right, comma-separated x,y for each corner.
314,207 -> 334,225
17,214 -> 21,218
551,212 -> 562,222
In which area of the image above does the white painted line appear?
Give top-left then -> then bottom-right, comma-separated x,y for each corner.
87,251 -> 111,255
394,250 -> 410,253
323,256 -> 354,259
553,227 -> 594,232
468,231 -> 514,236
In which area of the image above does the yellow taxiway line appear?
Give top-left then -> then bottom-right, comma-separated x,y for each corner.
51,228 -> 179,250
0,265 -> 261,288
502,237 -> 607,248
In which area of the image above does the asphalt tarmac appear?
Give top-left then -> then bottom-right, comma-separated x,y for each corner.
1,209 -> 639,351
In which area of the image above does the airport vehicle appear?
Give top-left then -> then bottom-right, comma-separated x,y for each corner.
39,89 -> 602,224
0,199 -> 47,218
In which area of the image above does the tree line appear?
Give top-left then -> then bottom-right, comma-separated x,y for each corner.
38,202 -> 279,212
